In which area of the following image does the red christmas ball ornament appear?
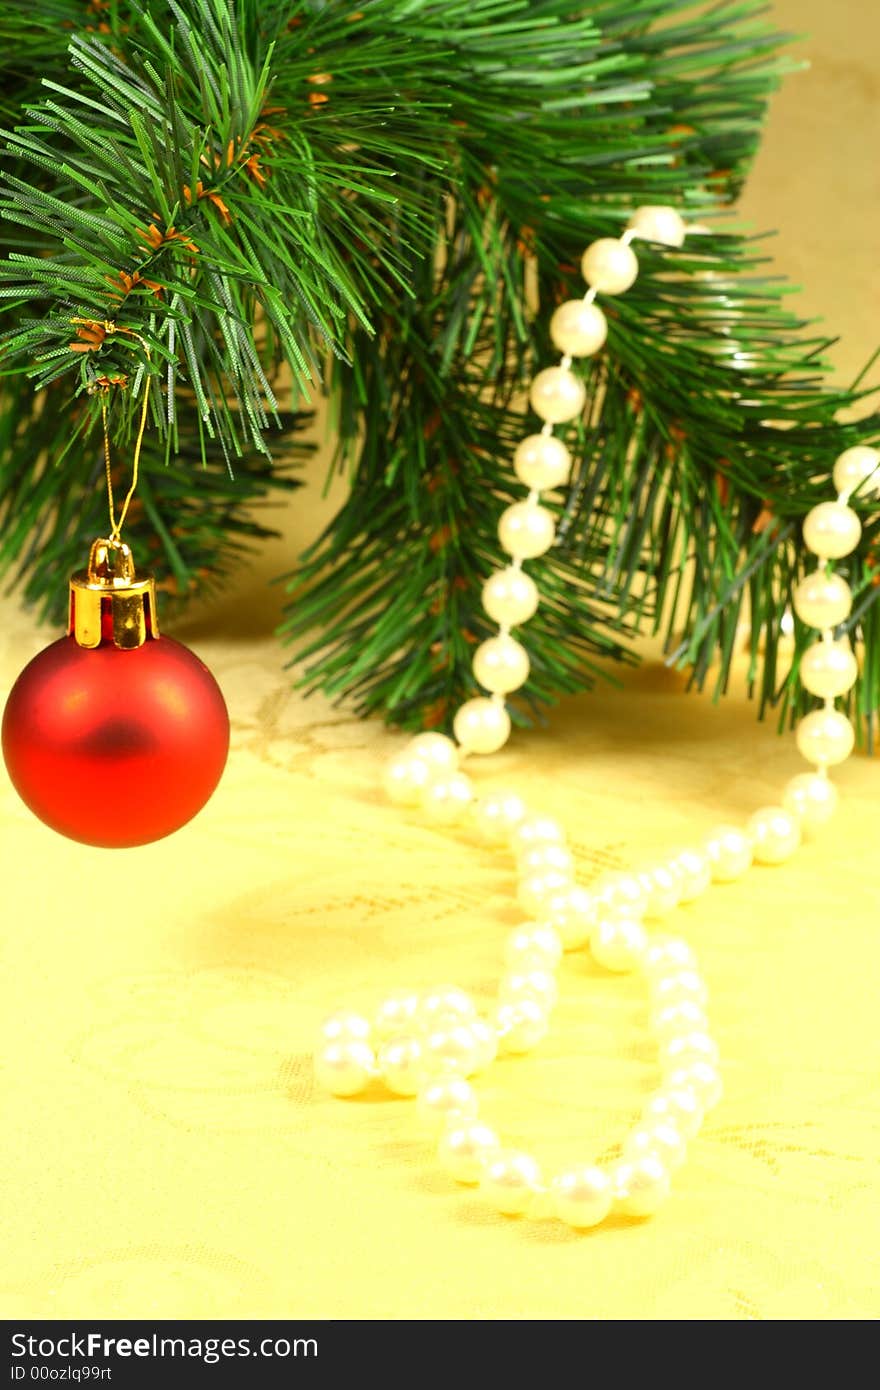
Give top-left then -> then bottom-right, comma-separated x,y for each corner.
2,538 -> 229,847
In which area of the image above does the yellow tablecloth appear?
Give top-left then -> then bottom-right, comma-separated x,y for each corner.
1,540 -> 878,1320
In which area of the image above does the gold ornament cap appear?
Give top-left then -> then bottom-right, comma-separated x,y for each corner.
69,538 -> 159,650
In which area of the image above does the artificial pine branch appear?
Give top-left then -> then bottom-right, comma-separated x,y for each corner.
0,372 -> 308,622
0,1 -> 877,739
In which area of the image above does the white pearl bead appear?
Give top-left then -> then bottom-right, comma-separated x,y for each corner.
551,1165 -> 612,1229
545,884 -> 597,950
504,923 -> 564,971
377,1035 -> 425,1095
470,789 -> 528,842
318,1009 -> 372,1044
513,433 -> 572,491
795,709 -> 855,768
649,1000 -> 708,1043
590,915 -> 649,973
499,968 -> 558,1012
624,1121 -> 687,1171
497,500 -> 556,559
704,824 -> 753,882
803,501 -> 862,559
549,299 -> 608,357
518,868 -> 573,916
468,1018 -> 498,1070
611,1155 -> 671,1216
517,842 -> 575,878
665,1061 -> 723,1111
650,970 -> 709,1011
419,771 -> 474,825
644,938 -> 697,977
581,238 -> 639,294
482,566 -> 539,626
315,1038 -> 375,1096
422,1024 -> 483,1077
642,1088 -> 704,1140
832,444 -> 880,500
496,998 -> 550,1053
592,870 -> 648,917
799,639 -> 858,698
636,861 -> 682,918
792,570 -> 852,630
510,814 -> 566,853
481,1150 -> 543,1216
374,990 -> 421,1041
746,805 -> 801,864
453,697 -> 511,755
660,1031 -> 720,1071
627,205 -> 687,248
789,567 -> 850,628
383,752 -> 431,806
406,732 -> 458,771
529,366 -> 586,424
416,986 -> 476,1028
674,847 -> 712,901
473,634 -> 530,694
438,1121 -> 501,1184
782,771 -> 838,833
416,1076 -> 479,1131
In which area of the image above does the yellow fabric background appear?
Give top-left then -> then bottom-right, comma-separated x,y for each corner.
3,578 -> 879,1321
1,0 -> 879,1323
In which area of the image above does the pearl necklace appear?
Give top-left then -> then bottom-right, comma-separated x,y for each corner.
315,205 -> 880,1230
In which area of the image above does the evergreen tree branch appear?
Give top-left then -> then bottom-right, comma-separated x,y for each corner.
0,1 -> 876,741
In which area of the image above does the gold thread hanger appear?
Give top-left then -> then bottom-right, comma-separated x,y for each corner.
71,318 -> 153,544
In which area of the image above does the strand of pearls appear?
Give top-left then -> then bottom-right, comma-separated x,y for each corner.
315,205 -> 879,1231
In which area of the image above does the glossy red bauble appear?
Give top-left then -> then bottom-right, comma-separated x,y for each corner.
2,634 -> 229,847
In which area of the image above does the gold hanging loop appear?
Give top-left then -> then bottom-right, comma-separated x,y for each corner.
66,325 -> 159,650
87,537 -> 138,586
71,318 -> 153,543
